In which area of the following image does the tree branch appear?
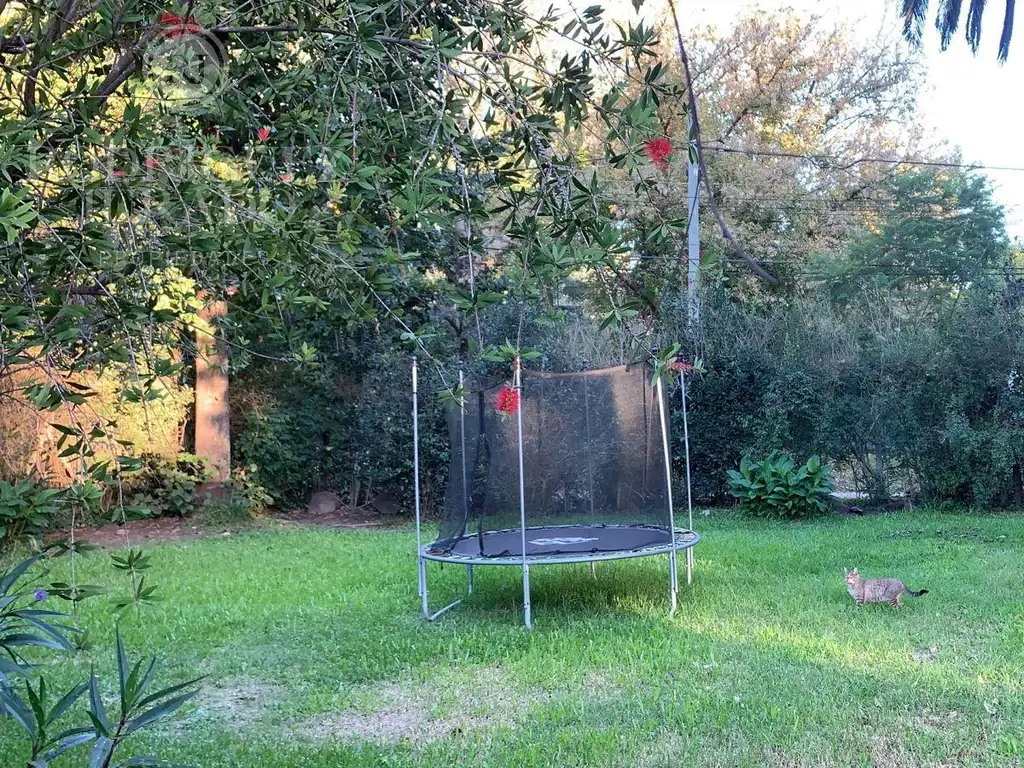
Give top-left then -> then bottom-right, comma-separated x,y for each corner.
23,0 -> 81,111
666,0 -> 779,285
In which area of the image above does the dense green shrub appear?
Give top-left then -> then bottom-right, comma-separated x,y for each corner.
0,479 -> 64,546
728,453 -> 834,518
232,336 -> 451,512
229,301 -> 621,513
228,271 -> 1023,514
119,453 -> 213,519
660,278 -> 1024,508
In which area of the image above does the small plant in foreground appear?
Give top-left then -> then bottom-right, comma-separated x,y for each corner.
1,632 -> 202,767
0,554 -> 77,687
728,452 -> 834,519
0,554 -> 202,766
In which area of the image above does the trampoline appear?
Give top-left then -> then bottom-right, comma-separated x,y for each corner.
412,359 -> 700,627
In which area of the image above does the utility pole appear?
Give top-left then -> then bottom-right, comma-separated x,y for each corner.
686,112 -> 701,328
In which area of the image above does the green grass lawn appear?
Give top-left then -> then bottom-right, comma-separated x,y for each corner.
2,510 -> 1023,767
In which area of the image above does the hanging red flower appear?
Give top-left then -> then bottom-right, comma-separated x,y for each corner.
671,358 -> 694,375
256,126 -> 271,143
495,386 -> 520,414
645,137 -> 673,173
158,11 -> 203,38
144,157 -> 160,170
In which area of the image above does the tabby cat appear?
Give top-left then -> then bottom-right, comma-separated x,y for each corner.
843,567 -> 928,608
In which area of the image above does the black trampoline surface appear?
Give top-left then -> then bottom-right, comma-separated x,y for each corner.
423,524 -> 699,564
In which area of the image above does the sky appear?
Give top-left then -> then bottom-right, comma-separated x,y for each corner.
597,0 -> 1024,236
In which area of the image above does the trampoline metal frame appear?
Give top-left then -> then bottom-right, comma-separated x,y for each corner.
412,357 -> 698,628
421,525 -> 700,566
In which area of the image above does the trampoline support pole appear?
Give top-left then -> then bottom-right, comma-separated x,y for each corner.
590,562 -> 597,580
413,358 -> 426,616
669,550 -> 678,612
467,565 -> 474,594
420,558 -> 463,621
522,563 -> 532,629
656,375 -> 679,616
680,371 -> 696,585
419,558 -> 429,618
414,358 -> 463,622
514,357 -> 531,630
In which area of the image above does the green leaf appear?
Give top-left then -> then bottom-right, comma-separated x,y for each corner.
117,631 -> 131,715
40,729 -> 96,763
123,689 -> 200,736
48,682 -> 88,724
134,676 -> 204,712
89,736 -> 113,768
88,674 -> 110,737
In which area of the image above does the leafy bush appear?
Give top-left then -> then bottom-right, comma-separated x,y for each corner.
226,465 -> 274,513
728,453 -> 834,518
657,279 -> 1024,508
119,452 -> 213,519
233,338 -> 450,511
0,479 -> 64,546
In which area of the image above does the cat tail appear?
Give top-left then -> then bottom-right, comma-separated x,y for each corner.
903,587 -> 928,597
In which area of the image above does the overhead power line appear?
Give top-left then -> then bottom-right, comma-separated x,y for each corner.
701,146 -> 1024,174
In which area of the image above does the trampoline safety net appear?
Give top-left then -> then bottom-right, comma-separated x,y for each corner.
431,364 -> 672,558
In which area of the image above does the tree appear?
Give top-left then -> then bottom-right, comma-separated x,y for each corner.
901,0 -> 1017,61
830,167 -> 1010,310
591,10 -> 932,304
1,0 -> 691,509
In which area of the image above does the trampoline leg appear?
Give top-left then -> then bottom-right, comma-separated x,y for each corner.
589,561 -> 597,580
522,564 -> 532,630
419,557 -> 429,619
668,551 -> 679,616
467,565 -> 474,594
420,557 -> 462,622
686,548 -> 694,586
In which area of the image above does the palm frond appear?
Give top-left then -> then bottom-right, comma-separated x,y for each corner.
966,0 -> 988,52
998,0 -> 1016,61
902,0 -> 932,44
936,0 -> 965,49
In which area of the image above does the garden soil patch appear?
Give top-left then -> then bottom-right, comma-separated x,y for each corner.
274,503 -> 395,530
52,517 -> 209,549
55,503 -> 397,549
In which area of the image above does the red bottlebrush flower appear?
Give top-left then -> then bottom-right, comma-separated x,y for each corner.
256,127 -> 271,143
144,157 -> 160,170
645,137 -> 673,172
671,358 -> 694,375
495,385 -> 520,414
280,172 -> 293,183
112,170 -> 126,178
158,11 -> 203,38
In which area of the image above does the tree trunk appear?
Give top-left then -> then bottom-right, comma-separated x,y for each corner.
1013,462 -> 1023,506
194,295 -> 230,495
874,449 -> 888,501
